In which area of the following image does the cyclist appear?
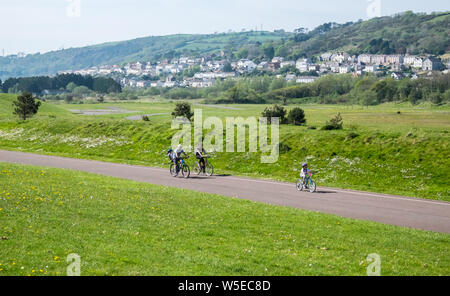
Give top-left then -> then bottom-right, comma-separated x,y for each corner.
195,144 -> 207,173
174,144 -> 187,172
300,163 -> 312,187
167,148 -> 174,162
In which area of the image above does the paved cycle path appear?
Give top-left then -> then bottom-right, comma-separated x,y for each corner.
1,150 -> 449,233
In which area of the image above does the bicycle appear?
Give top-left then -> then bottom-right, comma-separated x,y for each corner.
170,156 -> 190,178
193,156 -> 214,177
296,172 -> 317,193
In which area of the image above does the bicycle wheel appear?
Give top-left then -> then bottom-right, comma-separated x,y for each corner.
309,180 -> 317,193
193,163 -> 201,175
205,163 -> 213,177
170,164 -> 178,177
296,179 -> 303,191
181,164 -> 190,179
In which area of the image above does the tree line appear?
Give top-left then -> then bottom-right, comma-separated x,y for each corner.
118,73 -> 450,106
202,73 -> 450,105
0,74 -> 121,95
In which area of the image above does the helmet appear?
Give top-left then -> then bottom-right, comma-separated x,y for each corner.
302,163 -> 308,167
177,144 -> 182,150
168,149 -> 173,153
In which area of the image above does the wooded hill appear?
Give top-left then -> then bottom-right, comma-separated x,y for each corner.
0,11 -> 448,80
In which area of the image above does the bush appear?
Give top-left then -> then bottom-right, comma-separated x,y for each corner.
13,92 -> 41,120
142,115 -> 150,121
322,113 -> 343,130
171,102 -> 194,121
261,105 -> 287,124
287,107 -> 306,125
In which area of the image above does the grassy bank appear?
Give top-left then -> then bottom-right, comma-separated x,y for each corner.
0,162 -> 448,276
0,94 -> 449,201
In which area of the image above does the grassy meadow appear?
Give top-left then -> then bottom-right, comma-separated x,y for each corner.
0,162 -> 449,276
0,93 -> 449,201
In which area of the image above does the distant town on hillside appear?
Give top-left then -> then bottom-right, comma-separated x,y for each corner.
59,52 -> 449,89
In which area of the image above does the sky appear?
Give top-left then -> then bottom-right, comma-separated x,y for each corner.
0,0 -> 449,55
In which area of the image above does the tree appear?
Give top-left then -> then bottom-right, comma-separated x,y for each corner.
235,47 -> 249,59
12,92 -> 41,120
92,77 -> 121,93
274,44 -> 289,57
269,78 -> 287,91
171,102 -> 194,121
261,105 -> 287,124
287,107 -> 306,125
66,82 -> 78,92
223,62 -> 233,72
72,86 -> 92,97
261,43 -> 275,60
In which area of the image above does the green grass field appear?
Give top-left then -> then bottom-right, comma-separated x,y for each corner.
1,94 -> 449,201
0,162 -> 448,276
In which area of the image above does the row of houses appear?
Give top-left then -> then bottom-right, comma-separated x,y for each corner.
356,54 -> 445,71
61,52 -> 448,88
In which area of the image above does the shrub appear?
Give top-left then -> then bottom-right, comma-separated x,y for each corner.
322,113 -> 343,130
142,115 -> 150,121
12,92 -> 41,120
171,102 -> 194,121
261,105 -> 287,124
287,107 -> 306,125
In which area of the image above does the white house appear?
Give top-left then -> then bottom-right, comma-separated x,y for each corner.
296,58 -> 311,72
386,55 -> 404,65
403,55 -> 417,66
372,55 -> 386,65
237,59 -> 257,73
308,64 -> 319,72
391,72 -> 404,80
413,58 -> 424,69
280,61 -> 296,68
363,65 -> 378,73
272,57 -> 285,63
296,76 -> 318,84
285,74 -> 297,81
332,53 -> 349,63
358,54 -> 372,64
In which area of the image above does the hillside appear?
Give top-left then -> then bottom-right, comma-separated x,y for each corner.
0,31 -> 291,80
284,11 -> 450,58
0,11 -> 448,80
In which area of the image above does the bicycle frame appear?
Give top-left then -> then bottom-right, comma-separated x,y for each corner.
303,177 -> 313,186
197,156 -> 209,169
175,157 -> 187,171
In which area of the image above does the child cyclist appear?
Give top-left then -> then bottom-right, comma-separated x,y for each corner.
300,163 -> 312,187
